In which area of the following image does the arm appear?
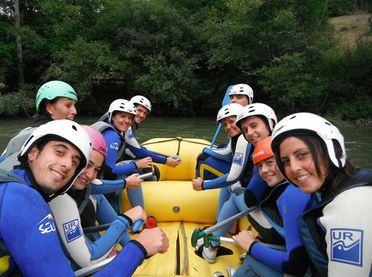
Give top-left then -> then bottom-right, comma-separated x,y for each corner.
125,128 -> 167,164
91,179 -> 126,194
92,241 -> 146,277
249,185 -> 310,275
91,174 -> 142,194
319,186 -> 372,277
49,194 -> 131,268
94,227 -> 169,277
0,183 -> 75,276
202,135 -> 251,190
103,129 -> 137,177
202,140 -> 233,162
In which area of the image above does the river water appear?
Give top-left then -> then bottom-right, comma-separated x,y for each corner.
0,116 -> 371,168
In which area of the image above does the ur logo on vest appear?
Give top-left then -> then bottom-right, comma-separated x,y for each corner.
330,228 -> 363,266
63,219 -> 82,243
233,152 -> 243,165
38,214 -> 56,234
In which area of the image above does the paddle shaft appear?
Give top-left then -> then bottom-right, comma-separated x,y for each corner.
84,218 -> 144,233
138,172 -> 154,180
202,206 -> 258,235
217,236 -> 286,250
75,256 -> 115,276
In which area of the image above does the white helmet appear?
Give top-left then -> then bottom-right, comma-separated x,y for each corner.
272,112 -> 346,168
229,83 -> 254,104
216,103 -> 243,123
236,103 -> 277,131
108,99 -> 137,122
130,95 -> 152,112
19,119 -> 92,196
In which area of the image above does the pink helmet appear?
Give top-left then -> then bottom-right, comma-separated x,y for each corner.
82,125 -> 107,157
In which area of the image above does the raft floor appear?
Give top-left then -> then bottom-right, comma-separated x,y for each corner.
131,222 -> 244,276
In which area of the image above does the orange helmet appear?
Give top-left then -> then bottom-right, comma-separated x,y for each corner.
253,136 -> 274,165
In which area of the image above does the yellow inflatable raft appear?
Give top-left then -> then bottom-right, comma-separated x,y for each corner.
122,138 -> 249,276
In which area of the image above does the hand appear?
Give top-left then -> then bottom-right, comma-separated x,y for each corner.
123,205 -> 147,223
125,173 -> 142,189
135,227 -> 169,256
165,156 -> 181,167
135,157 -> 152,169
233,230 -> 256,252
191,177 -> 203,191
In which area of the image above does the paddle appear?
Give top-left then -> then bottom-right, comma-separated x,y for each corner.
210,85 -> 232,146
191,205 -> 258,247
75,256 -> 115,276
204,236 -> 286,250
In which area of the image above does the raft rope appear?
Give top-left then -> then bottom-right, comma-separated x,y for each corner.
141,137 -> 210,157
141,137 -> 210,148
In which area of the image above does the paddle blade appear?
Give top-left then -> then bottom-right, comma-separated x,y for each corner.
210,85 -> 233,146
222,85 -> 233,106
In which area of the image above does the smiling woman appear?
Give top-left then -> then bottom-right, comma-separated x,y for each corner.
271,112 -> 372,276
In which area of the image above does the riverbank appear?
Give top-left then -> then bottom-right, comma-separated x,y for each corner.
330,12 -> 372,50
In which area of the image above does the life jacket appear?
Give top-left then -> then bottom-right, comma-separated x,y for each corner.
0,117 -> 51,171
299,168 -> 372,276
0,127 -> 36,171
247,183 -> 286,245
0,169 -> 26,275
230,134 -> 254,188
91,121 -> 127,162
67,186 -> 97,228
91,121 -> 129,181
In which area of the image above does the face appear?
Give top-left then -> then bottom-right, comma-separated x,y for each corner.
134,104 -> 150,124
46,98 -> 77,120
112,112 -> 134,132
73,150 -> 104,190
230,94 -> 250,106
221,116 -> 241,137
240,116 -> 270,146
256,157 -> 283,187
28,141 -> 81,195
279,137 -> 327,193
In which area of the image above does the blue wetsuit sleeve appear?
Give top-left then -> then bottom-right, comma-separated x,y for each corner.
93,241 -> 146,277
250,185 -> 310,275
202,140 -> 233,162
94,194 -> 131,246
125,128 -> 167,164
91,179 -> 126,194
202,174 -> 229,190
203,135 -> 251,190
0,183 -> 75,276
87,216 -> 131,260
103,129 -> 137,177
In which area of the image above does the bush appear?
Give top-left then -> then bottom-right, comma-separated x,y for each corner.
0,84 -> 36,116
331,96 -> 372,119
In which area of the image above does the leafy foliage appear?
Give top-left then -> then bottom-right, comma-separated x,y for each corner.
1,0 -> 371,120
327,0 -> 354,17
0,84 -> 35,116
